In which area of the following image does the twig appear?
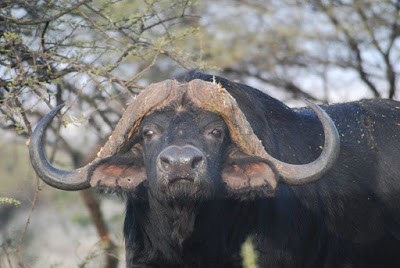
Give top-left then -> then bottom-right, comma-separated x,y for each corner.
13,97 -> 32,136
1,0 -> 92,25
2,244 -> 14,268
16,176 -> 42,268
41,21 -> 50,52
80,190 -> 119,268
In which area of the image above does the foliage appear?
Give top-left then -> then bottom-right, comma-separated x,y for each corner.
241,237 -> 258,268
0,0 -> 201,140
0,197 -> 21,206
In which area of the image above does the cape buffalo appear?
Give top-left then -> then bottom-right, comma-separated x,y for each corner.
29,71 -> 400,267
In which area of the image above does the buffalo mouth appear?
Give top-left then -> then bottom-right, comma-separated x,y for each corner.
157,174 -> 213,201
168,177 -> 195,184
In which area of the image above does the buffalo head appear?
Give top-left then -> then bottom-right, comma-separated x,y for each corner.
29,79 -> 340,200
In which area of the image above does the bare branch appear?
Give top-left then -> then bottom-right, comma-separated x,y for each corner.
223,67 -> 320,102
314,1 -> 381,97
0,0 -> 92,25
80,190 -> 119,268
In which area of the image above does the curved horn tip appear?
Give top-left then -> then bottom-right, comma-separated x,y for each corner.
29,103 -> 91,191
277,99 -> 340,185
44,103 -> 66,120
34,103 -> 66,131
52,103 -> 66,114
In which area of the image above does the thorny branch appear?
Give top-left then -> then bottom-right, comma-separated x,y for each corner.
0,0 -> 93,26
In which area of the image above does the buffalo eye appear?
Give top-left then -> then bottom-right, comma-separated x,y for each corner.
142,123 -> 163,142
143,129 -> 155,140
209,128 -> 223,139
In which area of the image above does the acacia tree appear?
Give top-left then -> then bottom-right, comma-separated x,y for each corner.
193,0 -> 400,102
0,0 -> 200,267
312,0 -> 400,99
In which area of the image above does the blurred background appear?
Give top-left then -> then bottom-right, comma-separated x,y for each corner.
1,0 -> 399,267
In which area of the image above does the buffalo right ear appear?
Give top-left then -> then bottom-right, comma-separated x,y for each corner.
222,149 -> 278,192
89,145 -> 147,189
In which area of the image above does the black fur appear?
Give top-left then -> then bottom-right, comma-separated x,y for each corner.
120,71 -> 400,267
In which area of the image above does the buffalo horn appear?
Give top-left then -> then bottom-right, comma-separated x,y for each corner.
187,80 -> 340,186
268,100 -> 340,185
29,104 -> 91,191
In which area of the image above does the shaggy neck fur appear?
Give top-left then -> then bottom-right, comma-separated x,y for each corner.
124,193 -> 260,267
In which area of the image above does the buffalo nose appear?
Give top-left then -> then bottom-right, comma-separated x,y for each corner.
157,145 -> 205,177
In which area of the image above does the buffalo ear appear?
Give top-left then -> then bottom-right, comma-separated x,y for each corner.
89,145 -> 146,189
222,149 -> 278,191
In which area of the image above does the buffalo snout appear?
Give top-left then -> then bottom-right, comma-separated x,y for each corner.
157,145 -> 206,183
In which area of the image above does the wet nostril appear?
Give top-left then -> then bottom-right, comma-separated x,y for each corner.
191,155 -> 204,170
160,156 -> 171,164
160,156 -> 171,171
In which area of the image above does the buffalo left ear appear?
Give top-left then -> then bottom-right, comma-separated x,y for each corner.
222,149 -> 278,191
89,145 -> 147,189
